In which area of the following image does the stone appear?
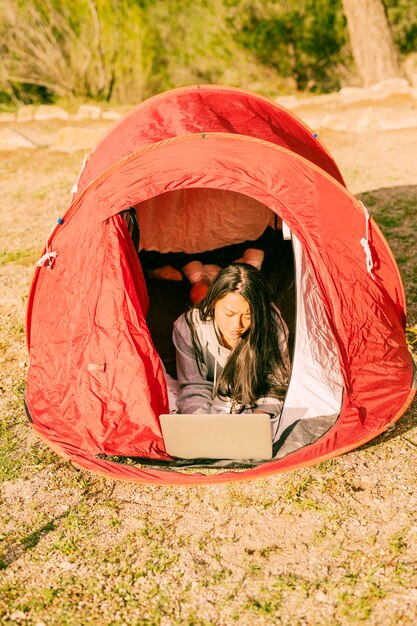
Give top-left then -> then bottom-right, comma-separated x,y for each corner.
299,92 -> 340,107
275,95 -> 300,109
56,126 -> 104,149
9,611 -> 27,621
339,80 -> 412,105
376,115 -> 417,131
34,105 -> 69,121
315,590 -> 327,602
368,78 -> 411,98
338,86 -> 369,104
16,105 -> 36,121
353,107 -> 375,132
321,114 -> 348,132
102,110 -> 123,121
298,114 -> 322,130
0,112 -> 16,123
60,559 -> 77,570
75,104 -> 102,120
0,127 -> 36,150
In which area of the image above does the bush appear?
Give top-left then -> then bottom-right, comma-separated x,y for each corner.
1,0 -> 416,106
140,0 -> 290,96
228,0 -> 348,92
0,0 -> 149,105
385,0 -> 417,54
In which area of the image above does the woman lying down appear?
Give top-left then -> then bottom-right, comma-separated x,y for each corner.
170,263 -> 290,427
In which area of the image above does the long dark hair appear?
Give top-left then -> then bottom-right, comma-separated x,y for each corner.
186,263 -> 289,408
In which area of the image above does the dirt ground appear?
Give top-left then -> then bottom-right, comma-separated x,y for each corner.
0,94 -> 417,625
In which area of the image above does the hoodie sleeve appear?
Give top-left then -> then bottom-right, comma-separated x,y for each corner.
173,314 -> 213,414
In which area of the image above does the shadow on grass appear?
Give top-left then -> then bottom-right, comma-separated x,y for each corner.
20,520 -> 57,550
360,394 -> 417,453
0,510 -> 69,572
1,479 -> 115,571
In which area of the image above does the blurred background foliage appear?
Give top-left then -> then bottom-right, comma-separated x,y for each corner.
0,0 -> 416,107
386,0 -> 417,54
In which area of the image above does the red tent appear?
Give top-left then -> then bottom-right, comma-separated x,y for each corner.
25,85 -> 416,484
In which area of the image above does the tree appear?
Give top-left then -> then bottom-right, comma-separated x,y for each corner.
342,0 -> 404,86
227,0 -> 347,93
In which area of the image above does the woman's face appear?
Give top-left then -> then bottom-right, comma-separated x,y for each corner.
214,291 -> 251,349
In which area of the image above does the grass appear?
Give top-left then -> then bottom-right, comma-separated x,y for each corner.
0,248 -> 40,266
359,187 -> 417,321
0,144 -> 417,624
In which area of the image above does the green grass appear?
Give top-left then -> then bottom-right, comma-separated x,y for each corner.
0,247 -> 40,266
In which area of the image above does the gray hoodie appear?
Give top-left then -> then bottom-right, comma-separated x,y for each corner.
172,306 -> 289,417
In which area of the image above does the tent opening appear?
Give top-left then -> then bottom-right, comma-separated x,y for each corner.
119,187 -> 344,465
133,188 -> 294,374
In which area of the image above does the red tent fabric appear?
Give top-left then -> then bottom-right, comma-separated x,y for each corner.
26,85 -> 415,484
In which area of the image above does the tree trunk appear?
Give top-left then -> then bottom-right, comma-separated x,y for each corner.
342,0 -> 403,86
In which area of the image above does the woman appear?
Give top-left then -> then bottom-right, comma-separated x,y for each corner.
172,263 -> 290,417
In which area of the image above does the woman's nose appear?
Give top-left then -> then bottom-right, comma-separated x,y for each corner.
232,316 -> 244,329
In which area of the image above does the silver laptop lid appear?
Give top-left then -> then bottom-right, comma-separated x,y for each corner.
159,413 -> 273,460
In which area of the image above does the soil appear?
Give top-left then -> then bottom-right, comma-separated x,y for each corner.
0,93 -> 416,625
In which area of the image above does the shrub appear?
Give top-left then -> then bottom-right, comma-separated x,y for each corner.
0,0 -> 149,104
1,0 -> 416,106
228,0 -> 348,92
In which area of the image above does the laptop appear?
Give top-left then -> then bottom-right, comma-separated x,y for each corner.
159,413 -> 273,460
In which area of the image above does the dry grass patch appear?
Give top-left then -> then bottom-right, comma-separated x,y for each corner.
0,147 -> 416,625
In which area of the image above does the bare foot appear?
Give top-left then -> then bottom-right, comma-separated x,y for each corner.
241,248 -> 265,270
182,260 -> 204,284
147,265 -> 183,281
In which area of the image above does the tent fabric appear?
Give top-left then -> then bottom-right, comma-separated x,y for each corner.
72,85 -> 345,200
25,85 -> 415,485
136,188 -> 276,254
278,234 -> 344,434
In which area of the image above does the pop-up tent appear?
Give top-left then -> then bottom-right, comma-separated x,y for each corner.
25,85 -> 416,484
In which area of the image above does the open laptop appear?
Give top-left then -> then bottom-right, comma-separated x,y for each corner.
159,413 -> 273,461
